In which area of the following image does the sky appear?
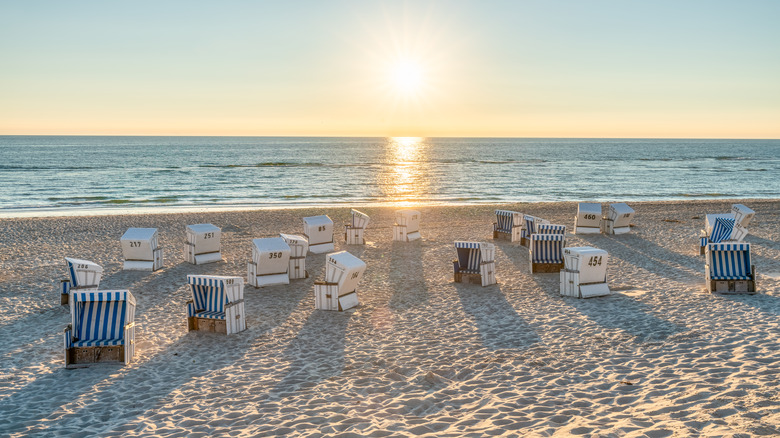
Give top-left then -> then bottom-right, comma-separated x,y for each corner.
1,0 -> 779,138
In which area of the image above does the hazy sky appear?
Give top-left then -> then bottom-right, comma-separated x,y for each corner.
1,1 -> 778,138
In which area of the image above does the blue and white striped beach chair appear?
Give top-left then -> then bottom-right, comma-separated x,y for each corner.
64,290 -> 136,367
705,242 -> 756,293
536,224 -> 566,235
186,275 -> 246,334
59,257 -> 103,305
453,241 -> 496,286
521,215 -> 550,246
345,209 -> 370,245
699,216 -> 735,255
529,234 -> 566,273
493,210 -> 523,242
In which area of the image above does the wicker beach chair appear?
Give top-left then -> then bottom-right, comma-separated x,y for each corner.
560,247 -> 610,298
520,214 -> 550,246
529,234 -> 565,273
705,242 -> 756,294
574,203 -> 602,234
493,210 -> 523,242
247,237 -> 291,288
303,215 -> 335,254
698,214 -> 736,255
314,251 -> 366,311
121,227 -> 163,271
393,210 -> 421,241
59,257 -> 102,305
184,223 -> 222,265
604,203 -> 635,235
453,241 -> 497,287
186,275 -> 246,334
280,233 -> 309,280
344,209 -> 370,245
64,290 -> 136,368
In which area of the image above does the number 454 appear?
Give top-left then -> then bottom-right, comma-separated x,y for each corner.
588,256 -> 602,266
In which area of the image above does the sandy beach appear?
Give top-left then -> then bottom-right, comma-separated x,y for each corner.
0,199 -> 778,437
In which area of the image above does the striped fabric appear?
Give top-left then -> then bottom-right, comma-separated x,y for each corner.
188,276 -> 227,314
455,241 -> 482,273
710,217 -> 735,243
495,210 -> 517,233
73,338 -> 124,347
524,216 -> 537,234
709,243 -> 752,280
537,224 -> 566,235
72,291 -> 128,344
700,236 -> 708,248
531,235 -> 565,263
68,260 -> 79,287
195,310 -> 226,320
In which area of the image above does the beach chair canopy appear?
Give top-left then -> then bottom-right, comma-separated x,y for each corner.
454,241 -> 494,272
251,237 -> 291,275
65,257 -> 103,288
186,223 -> 221,253
70,290 -> 135,347
608,203 -> 635,228
576,203 -> 602,228
324,251 -> 366,292
395,210 -> 420,233
537,224 -> 566,235
708,243 -> 752,280
709,217 -> 735,243
350,209 -> 370,228
121,227 -> 159,260
530,234 -> 565,264
564,247 -> 608,283
704,213 -> 734,236
495,210 -> 522,233
523,215 -> 550,234
187,275 -> 244,320
303,215 -> 334,244
280,233 -> 309,258
731,204 -> 755,228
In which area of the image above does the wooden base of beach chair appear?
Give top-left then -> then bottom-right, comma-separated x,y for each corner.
531,262 -> 564,274
707,279 -> 756,294
188,316 -> 228,334
454,271 -> 483,285
61,293 -> 69,306
66,345 -> 125,368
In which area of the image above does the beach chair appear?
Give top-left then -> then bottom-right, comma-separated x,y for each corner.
184,223 -> 222,265
344,209 -> 370,245
59,257 -> 102,305
303,215 -> 334,254
520,215 -> 550,246
705,243 -> 756,294
280,233 -> 309,279
186,275 -> 247,334
536,224 -> 566,235
731,204 -> 755,228
393,210 -> 421,241
493,210 -> 523,242
698,214 -> 736,255
247,237 -> 291,288
604,203 -> 635,235
560,247 -> 610,298
453,241 -> 497,287
64,290 -> 136,368
574,203 -> 602,234
529,234 -> 565,273
314,251 -> 366,311
121,227 -> 163,271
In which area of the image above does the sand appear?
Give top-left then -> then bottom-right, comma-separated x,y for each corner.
0,199 -> 778,437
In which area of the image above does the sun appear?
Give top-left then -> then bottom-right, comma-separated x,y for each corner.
392,61 -> 424,95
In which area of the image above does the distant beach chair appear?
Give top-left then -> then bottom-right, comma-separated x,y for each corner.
560,247 -> 610,298
393,210 -> 421,241
303,215 -> 335,254
280,233 -> 309,279
314,251 -> 366,311
64,290 -> 136,368
521,214 -> 550,246
344,209 -> 370,245
731,204 -> 755,228
705,242 -> 756,294
186,275 -> 247,334
604,203 -> 635,235
59,257 -> 103,306
453,241 -> 497,287
493,210 -> 523,242
536,224 -> 567,235
184,223 -> 222,265
121,227 -> 163,271
698,214 -> 736,255
574,203 -> 602,234
529,234 -> 565,273
247,237 -> 291,288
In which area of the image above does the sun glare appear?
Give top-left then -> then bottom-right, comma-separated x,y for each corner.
392,61 -> 424,94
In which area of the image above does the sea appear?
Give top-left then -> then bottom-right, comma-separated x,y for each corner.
1,136 -> 779,217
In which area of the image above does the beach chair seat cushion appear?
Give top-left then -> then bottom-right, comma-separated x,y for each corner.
72,338 -> 124,347
195,310 -> 226,320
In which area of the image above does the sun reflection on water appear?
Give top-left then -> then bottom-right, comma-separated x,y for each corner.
378,137 -> 430,206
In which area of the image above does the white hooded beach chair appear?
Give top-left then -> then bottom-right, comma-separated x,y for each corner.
493,210 -> 523,242
64,290 -> 136,368
698,214 -> 736,255
303,215 -> 334,254
247,237 -> 291,288
280,233 -> 309,279
574,203 -> 602,234
186,275 -> 246,334
452,241 -> 497,287
560,247 -> 610,298
314,251 -> 366,311
705,242 -> 756,294
731,204 -> 755,228
344,209 -> 370,245
121,228 -> 163,271
604,203 -> 635,235
393,210 -> 421,241
184,223 -> 222,265
521,215 -> 551,246
529,234 -> 565,273
59,258 -> 103,305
